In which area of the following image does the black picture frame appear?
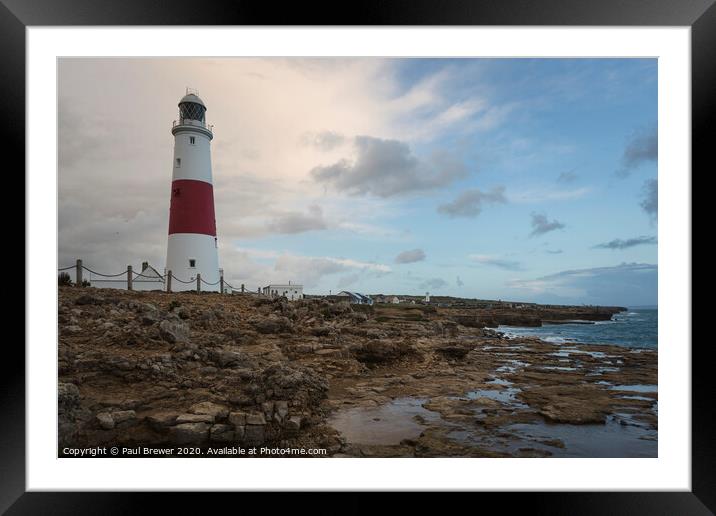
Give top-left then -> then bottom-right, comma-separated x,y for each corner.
6,0 -> 709,512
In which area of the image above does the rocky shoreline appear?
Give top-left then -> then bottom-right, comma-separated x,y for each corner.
58,287 -> 656,458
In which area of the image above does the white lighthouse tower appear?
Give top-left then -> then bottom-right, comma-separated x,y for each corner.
165,90 -> 220,291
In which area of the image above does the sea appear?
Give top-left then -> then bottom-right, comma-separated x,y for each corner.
497,308 -> 658,349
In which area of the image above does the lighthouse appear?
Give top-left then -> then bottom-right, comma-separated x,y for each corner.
165,90 -> 220,291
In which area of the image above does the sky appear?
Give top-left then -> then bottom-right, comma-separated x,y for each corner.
58,58 -> 658,306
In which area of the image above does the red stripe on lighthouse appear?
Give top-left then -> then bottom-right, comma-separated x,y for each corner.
168,179 -> 217,236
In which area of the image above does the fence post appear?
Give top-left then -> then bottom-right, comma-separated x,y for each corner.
76,259 -> 83,287
220,273 -> 224,294
166,270 -> 172,292
127,265 -> 133,291
196,273 -> 201,293
241,283 -> 245,293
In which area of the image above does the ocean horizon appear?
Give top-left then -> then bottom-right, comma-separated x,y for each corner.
498,308 -> 658,349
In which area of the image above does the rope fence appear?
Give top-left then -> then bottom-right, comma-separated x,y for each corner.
57,259 -> 251,294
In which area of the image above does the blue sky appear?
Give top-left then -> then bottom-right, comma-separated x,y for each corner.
59,58 -> 657,306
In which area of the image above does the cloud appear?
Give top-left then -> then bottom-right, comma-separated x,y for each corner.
509,187 -> 590,204
593,235 -> 657,250
420,278 -> 448,290
272,254 -> 391,289
640,179 -> 658,221
469,254 -> 523,271
618,124 -> 657,176
301,131 -> 345,151
337,273 -> 361,289
557,170 -> 578,183
507,262 -> 657,306
395,248 -> 426,264
456,276 -> 464,287
266,205 -> 327,234
530,212 -> 565,237
437,186 -> 506,218
311,136 -> 468,197
545,249 -> 563,254
58,58 -> 487,277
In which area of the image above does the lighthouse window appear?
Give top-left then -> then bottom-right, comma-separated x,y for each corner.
189,259 -> 196,268
175,158 -> 181,168
189,136 -> 195,145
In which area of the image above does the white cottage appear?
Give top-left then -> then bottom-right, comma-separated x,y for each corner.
262,283 -> 304,300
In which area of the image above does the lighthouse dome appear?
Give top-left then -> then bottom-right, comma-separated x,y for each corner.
178,93 -> 207,123
179,93 -> 206,108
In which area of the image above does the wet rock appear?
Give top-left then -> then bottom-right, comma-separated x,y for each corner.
169,422 -> 210,444
436,343 -> 474,359
159,320 -> 190,343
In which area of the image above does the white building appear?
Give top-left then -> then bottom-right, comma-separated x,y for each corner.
391,296 -> 400,304
262,283 -> 304,300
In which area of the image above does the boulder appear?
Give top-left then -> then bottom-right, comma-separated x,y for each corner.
96,412 -> 115,430
190,401 -> 229,419
254,315 -> 294,334
159,319 -> 190,343
111,410 -> 136,426
208,348 -> 247,368
169,422 -> 210,444
146,412 -> 178,430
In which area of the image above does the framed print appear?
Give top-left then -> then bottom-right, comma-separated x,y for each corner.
7,0 -> 711,512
